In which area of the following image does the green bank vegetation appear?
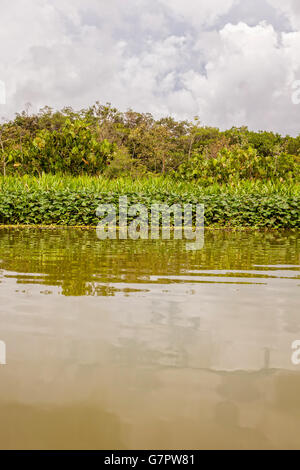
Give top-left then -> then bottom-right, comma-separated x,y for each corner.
0,176 -> 299,228
0,104 -> 299,228
0,103 -> 299,181
0,174 -> 299,195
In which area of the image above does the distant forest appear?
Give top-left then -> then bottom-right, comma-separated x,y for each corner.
0,102 -> 299,182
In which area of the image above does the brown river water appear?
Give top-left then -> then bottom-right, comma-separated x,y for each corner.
0,228 -> 299,450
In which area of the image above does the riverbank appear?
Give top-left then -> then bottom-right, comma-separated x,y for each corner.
0,176 -> 299,228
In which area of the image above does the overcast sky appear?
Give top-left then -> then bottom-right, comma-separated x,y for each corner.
0,0 -> 300,135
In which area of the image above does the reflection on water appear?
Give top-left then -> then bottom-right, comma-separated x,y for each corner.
0,228 -> 299,449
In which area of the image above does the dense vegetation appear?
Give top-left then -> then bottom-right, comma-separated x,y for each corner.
0,104 -> 298,227
0,176 -> 299,228
0,103 -> 299,182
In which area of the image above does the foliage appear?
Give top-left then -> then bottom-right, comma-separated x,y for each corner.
178,145 -> 300,183
0,116 -> 115,175
0,104 -> 299,181
0,176 -> 299,228
1,174 -> 299,195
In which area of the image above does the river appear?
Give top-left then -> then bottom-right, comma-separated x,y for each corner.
0,228 -> 299,449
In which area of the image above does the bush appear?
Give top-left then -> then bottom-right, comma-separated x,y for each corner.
0,178 -> 299,228
0,104 -> 299,180
178,145 -> 300,183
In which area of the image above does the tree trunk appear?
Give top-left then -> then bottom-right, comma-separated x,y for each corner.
0,136 -> 6,177
162,154 -> 165,174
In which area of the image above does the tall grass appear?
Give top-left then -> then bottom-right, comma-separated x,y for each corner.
0,175 -> 299,196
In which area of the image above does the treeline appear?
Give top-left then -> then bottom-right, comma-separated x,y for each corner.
0,102 -> 299,182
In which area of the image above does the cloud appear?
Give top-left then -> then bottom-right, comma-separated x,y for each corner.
180,22 -> 300,134
0,0 -> 299,135
159,0 -> 237,27
267,0 -> 300,29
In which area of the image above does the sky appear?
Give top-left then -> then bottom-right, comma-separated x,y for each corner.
0,0 -> 300,135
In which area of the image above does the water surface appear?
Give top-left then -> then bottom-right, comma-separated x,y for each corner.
0,228 -> 299,450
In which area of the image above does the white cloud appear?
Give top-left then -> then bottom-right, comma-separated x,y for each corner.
180,22 -> 300,134
0,0 -> 299,135
159,0 -> 237,27
267,0 -> 300,29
